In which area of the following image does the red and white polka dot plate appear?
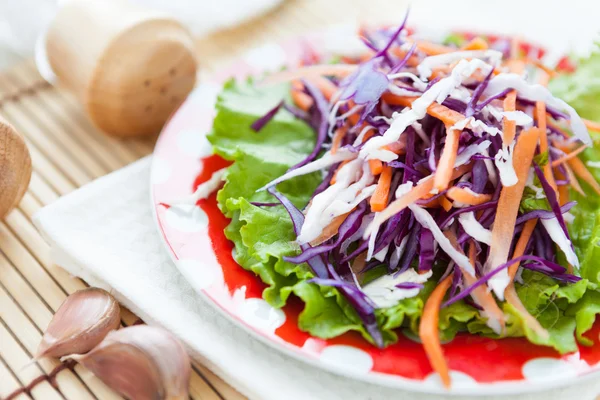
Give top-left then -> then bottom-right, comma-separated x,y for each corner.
150,27 -> 600,395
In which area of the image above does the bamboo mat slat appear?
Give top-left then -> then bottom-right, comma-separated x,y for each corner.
0,0 -> 410,398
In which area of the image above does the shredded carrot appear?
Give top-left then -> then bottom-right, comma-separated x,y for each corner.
362,129 -> 375,143
382,94 -> 465,127
383,141 -> 406,155
310,213 -> 349,246
347,100 -> 361,126
502,92 -> 517,145
563,163 -> 585,195
547,119 -> 571,137
291,80 -> 313,111
507,219 -> 537,280
565,156 -> 600,195
310,76 -> 339,100
370,166 -> 393,212
584,118 -> 600,133
446,187 -> 492,205
390,48 -> 420,67
330,160 -> 351,185
375,163 -> 472,226
551,145 -> 588,167
434,126 -> 461,191
331,127 -> 347,155
421,197 -> 441,209
460,37 -> 489,51
554,167 -> 570,206
526,58 -> 558,78
439,195 -> 453,212
487,128 -> 541,280
535,93 -> 558,191
369,159 -> 383,175
419,274 -> 453,388
414,40 -> 454,55
503,219 -> 549,339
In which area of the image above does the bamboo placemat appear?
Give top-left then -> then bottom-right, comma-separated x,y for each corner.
0,0 -> 405,398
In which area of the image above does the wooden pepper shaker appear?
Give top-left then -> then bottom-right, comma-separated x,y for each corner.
45,0 -> 198,137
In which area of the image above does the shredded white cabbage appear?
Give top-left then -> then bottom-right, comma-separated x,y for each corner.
408,204 -> 475,276
494,143 -> 518,187
362,269 -> 432,308
541,218 -> 580,267
417,50 -> 503,80
454,140 -> 491,167
458,212 -> 492,245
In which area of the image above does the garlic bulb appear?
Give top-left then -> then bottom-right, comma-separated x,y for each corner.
37,288 -> 120,358
72,325 -> 191,400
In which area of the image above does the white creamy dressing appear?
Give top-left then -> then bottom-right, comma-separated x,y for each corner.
458,212 -> 493,246
494,142 -> 518,187
416,50 -> 503,80
482,73 -> 591,144
362,269 -> 433,308
361,58 -> 494,161
353,125 -> 376,146
541,218 -> 580,267
412,121 -> 430,145
525,169 -> 545,199
454,140 -> 491,167
258,148 -> 357,191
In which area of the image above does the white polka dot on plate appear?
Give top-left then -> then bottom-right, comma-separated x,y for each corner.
188,82 -> 221,109
425,371 -> 478,389
238,298 -> 286,333
243,43 -> 287,71
165,204 -> 209,233
177,129 -> 213,158
522,358 -> 578,382
319,345 -> 374,374
151,157 -> 171,185
176,259 -> 221,291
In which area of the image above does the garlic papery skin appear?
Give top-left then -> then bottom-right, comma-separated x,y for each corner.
72,325 -> 191,400
37,288 -> 121,358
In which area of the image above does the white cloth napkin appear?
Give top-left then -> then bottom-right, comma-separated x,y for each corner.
33,157 -> 600,400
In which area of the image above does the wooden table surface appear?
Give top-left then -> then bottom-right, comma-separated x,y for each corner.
0,0 -> 408,398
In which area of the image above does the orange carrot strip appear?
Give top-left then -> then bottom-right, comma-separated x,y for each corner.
331,127 -> 347,155
434,126 -> 461,191
347,100 -> 361,126
563,164 -> 585,195
370,166 -> 393,212
554,167 -> 570,206
440,195 -> 453,212
503,218 -> 549,339
584,119 -> 600,132
291,81 -> 313,111
547,120 -> 571,137
375,163 -> 472,226
503,91 -> 517,145
421,197 -> 441,208
565,156 -> 600,195
414,40 -> 454,55
362,129 -> 375,143
446,187 -> 493,205
536,109 -> 558,192
369,159 -> 383,176
526,58 -> 558,78
507,219 -> 537,281
551,145 -> 588,167
460,37 -> 489,51
486,128 -> 541,280
310,76 -> 339,100
382,94 -> 466,127
420,274 -> 453,388
310,213 -> 349,246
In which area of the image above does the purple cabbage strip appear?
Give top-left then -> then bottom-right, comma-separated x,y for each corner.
388,160 -> 419,175
374,9 -> 410,60
341,240 -> 369,263
515,201 -> 577,225
475,88 -> 511,112
466,68 -> 494,116
439,201 -> 498,229
471,160 -> 488,193
250,202 -> 280,207
340,58 -> 389,106
395,224 -> 420,274
449,265 -> 462,298
390,42 -> 417,74
418,228 -> 435,272
518,97 -> 568,120
251,100 -> 284,132
284,202 -> 367,264
443,255 -> 581,307
289,79 -> 330,170
533,164 -> 572,242
267,187 -> 328,279
283,103 -> 310,122
395,282 -> 424,289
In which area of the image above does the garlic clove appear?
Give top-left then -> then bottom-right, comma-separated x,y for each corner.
72,325 -> 190,400
37,288 -> 120,358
